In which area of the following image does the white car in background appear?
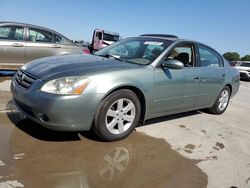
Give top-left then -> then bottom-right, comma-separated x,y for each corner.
235,62 -> 250,80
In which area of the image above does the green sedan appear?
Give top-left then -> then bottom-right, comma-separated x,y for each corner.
11,34 -> 240,141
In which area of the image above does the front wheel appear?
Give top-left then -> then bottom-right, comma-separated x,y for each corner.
208,86 -> 230,115
93,89 -> 141,141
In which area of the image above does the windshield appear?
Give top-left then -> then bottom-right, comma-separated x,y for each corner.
95,37 -> 171,65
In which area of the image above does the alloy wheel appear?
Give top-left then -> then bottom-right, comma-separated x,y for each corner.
218,89 -> 229,111
105,98 -> 136,135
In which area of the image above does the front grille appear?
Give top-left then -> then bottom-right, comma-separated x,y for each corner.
15,69 -> 37,89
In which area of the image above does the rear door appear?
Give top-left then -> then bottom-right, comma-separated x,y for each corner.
195,44 -> 226,108
24,27 -> 62,63
0,24 -> 25,68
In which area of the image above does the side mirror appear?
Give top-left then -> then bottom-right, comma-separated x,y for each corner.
162,59 -> 184,70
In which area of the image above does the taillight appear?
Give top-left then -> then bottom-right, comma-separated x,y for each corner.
83,48 -> 90,54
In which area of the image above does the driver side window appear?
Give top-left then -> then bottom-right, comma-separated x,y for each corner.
167,44 -> 195,67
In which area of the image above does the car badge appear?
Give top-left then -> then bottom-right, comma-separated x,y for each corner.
20,74 -> 25,83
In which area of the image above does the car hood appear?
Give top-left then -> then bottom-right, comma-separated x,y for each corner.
22,54 -> 141,80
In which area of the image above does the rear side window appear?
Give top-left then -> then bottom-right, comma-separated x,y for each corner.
0,25 -> 24,40
198,45 -> 223,67
28,27 -> 52,43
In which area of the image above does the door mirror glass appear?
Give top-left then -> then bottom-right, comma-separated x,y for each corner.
162,59 -> 184,70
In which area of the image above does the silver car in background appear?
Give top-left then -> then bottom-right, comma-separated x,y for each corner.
0,22 -> 89,69
234,62 -> 250,80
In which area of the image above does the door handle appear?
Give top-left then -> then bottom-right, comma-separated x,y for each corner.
52,45 -> 61,48
222,74 -> 226,77
194,77 -> 199,80
12,43 -> 24,47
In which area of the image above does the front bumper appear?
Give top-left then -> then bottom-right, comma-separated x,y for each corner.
11,78 -> 104,131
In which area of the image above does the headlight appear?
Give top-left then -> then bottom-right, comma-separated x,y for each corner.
41,77 -> 90,95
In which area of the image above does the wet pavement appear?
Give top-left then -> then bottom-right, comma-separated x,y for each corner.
0,76 -> 207,188
0,112 -> 207,188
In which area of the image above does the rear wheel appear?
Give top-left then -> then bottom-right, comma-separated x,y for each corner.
208,86 -> 230,114
93,89 -> 141,141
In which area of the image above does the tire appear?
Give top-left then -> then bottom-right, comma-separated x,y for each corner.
208,86 -> 230,115
93,89 -> 141,141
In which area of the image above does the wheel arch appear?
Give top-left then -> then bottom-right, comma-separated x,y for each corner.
101,85 -> 147,125
225,84 -> 232,96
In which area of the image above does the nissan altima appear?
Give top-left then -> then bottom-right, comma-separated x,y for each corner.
11,34 -> 240,141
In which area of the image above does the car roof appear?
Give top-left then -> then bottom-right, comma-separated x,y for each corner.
0,21 -> 71,41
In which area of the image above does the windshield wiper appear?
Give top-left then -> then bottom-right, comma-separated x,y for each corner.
96,54 -> 125,62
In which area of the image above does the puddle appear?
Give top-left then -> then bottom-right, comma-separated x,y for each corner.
213,142 -> 225,150
0,113 -> 208,188
179,125 -> 186,128
185,144 -> 196,150
201,130 -> 207,134
184,144 -> 196,154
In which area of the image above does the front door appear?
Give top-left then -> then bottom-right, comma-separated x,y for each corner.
151,67 -> 185,115
151,43 -> 200,116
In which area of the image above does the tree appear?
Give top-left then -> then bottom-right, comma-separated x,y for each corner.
241,55 -> 250,61
223,52 -> 240,61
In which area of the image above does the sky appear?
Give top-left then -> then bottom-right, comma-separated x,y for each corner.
0,0 -> 249,56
